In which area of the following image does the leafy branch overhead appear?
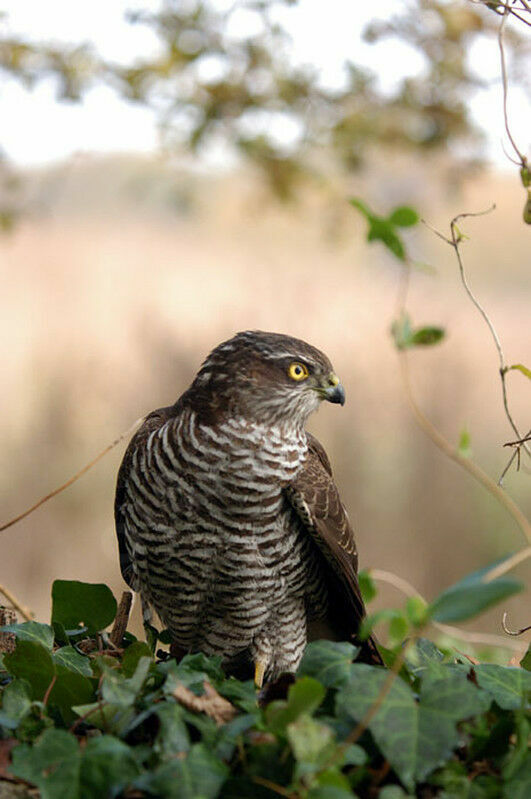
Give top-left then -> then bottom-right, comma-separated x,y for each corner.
0,574 -> 529,798
1,1 -> 530,200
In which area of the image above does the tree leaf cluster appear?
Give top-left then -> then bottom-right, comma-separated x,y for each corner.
1,1 -> 529,200
0,574 -> 529,798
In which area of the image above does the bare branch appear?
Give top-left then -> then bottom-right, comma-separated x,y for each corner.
0,415 -> 145,533
398,353 -> 531,544
502,611 -> 531,635
372,568 -> 529,654
0,584 -> 34,621
498,5 -> 529,164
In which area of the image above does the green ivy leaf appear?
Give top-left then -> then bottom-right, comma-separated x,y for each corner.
3,640 -> 55,700
504,752 -> 531,799
154,703 -> 191,759
0,622 -> 54,650
266,677 -> 326,734
298,641 -> 359,689
337,664 -> 490,790
79,735 -> 141,799
520,645 -> 531,672
388,206 -> 420,227
121,641 -> 152,678
51,581 -> 117,633
50,666 -> 95,724
428,562 -> 523,623
132,742 -> 229,799
287,714 -> 334,764
52,646 -> 92,677
10,728 -> 81,799
0,678 -> 32,722
473,665 -> 531,710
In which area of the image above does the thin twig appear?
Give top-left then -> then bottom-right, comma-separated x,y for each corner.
371,568 -> 528,654
0,584 -> 34,621
252,775 -> 295,798
448,211 -> 531,469
482,545 -> 531,580
399,354 -> 531,545
422,210 -> 531,479
0,416 -> 145,532
502,611 -> 531,635
498,4 -> 528,163
42,675 -> 57,707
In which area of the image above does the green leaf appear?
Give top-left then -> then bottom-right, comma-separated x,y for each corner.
121,641 -> 152,678
101,656 -> 151,707
521,645 -> 531,672
80,735 -> 141,799
379,788 -> 412,799
298,641 -> 359,689
132,742 -> 229,799
504,752 -> 531,799
391,314 -> 413,350
350,197 -> 407,260
367,217 -> 406,260
52,646 -> 92,677
0,622 -> 54,649
409,326 -> 445,347
49,666 -> 95,724
358,570 -> 377,603
287,714 -> 334,764
388,206 -> 420,227
458,428 -> 472,458
474,665 -> 531,710
405,597 -> 429,627
3,640 -> 55,700
428,563 -> 523,623
1,678 -> 32,722
337,664 -> 490,790
10,728 -> 81,799
51,580 -> 117,633
349,197 -> 372,219
508,363 -> 531,381
266,677 -> 326,734
154,703 -> 191,759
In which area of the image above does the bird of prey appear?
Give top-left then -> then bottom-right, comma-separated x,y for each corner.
115,331 -> 381,686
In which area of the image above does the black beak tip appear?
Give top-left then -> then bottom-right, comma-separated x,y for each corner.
326,384 -> 346,406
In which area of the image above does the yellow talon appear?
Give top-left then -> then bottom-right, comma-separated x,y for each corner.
254,660 -> 266,688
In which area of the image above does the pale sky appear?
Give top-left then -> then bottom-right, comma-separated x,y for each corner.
0,0 -> 528,169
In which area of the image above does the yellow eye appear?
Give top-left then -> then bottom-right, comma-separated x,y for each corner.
288,362 -> 309,381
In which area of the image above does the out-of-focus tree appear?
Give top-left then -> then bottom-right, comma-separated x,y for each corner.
0,1 -> 529,199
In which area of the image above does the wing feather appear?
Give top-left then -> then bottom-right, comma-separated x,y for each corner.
287,432 -> 383,665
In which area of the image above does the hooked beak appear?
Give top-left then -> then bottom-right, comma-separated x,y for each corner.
322,373 -> 346,406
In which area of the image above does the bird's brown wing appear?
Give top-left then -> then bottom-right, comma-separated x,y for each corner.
286,432 -> 383,665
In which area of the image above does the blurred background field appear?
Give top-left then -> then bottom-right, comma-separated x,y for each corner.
1,153 -> 529,649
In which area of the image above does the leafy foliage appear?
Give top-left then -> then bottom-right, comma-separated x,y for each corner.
1,1 -> 529,201
1,576 -> 528,798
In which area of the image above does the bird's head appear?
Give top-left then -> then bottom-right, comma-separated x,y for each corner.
191,330 -> 345,426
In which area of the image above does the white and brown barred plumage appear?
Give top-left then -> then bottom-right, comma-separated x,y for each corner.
115,331 -> 382,683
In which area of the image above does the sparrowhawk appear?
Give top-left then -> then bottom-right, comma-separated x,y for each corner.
115,331 -> 381,685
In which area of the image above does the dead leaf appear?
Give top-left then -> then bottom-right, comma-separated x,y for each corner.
173,680 -> 237,726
